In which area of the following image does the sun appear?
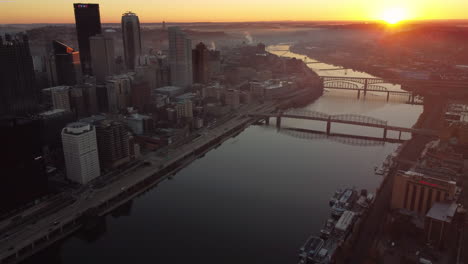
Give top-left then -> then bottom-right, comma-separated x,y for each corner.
381,7 -> 408,25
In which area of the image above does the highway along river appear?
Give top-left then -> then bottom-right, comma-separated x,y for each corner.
25,45 -> 423,264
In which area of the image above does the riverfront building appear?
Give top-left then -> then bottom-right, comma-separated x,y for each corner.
81,116 -> 130,169
168,27 -> 193,87
73,3 -> 102,75
62,122 -> 101,184
391,170 -> 457,216
121,12 -> 142,70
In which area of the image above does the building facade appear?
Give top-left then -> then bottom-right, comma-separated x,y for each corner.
62,122 -> 101,184
175,100 -> 193,119
168,27 -> 192,87
192,42 -> 209,84
0,34 -> 38,116
121,12 -> 142,70
0,118 -> 47,215
391,170 -> 457,216
52,40 -> 82,86
90,35 -> 116,83
73,3 -> 102,75
106,74 -> 133,113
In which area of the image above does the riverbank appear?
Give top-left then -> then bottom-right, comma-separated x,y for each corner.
347,96 -> 445,263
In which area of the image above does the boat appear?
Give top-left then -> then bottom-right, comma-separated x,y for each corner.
330,188 -> 358,218
319,218 -> 336,239
328,189 -> 343,207
298,236 -> 325,264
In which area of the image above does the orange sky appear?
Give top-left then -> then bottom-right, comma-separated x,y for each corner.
0,0 -> 467,23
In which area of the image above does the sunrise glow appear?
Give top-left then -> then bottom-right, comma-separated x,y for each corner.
380,7 -> 409,24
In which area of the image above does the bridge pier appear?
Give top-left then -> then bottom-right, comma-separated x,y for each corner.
386,91 -> 390,102
411,94 -> 415,104
276,116 -> 282,129
399,131 -> 402,140
363,79 -> 368,97
383,127 -> 388,140
265,117 -> 270,125
326,117 -> 332,135
357,90 -> 361,99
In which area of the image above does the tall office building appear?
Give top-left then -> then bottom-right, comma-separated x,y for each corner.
73,3 -> 102,75
0,33 -> 38,116
62,122 -> 101,184
192,42 -> 209,84
168,27 -> 193,87
90,35 -> 115,83
70,84 -> 99,118
81,117 -> 130,169
106,74 -> 134,113
52,40 -> 82,85
121,12 -> 142,70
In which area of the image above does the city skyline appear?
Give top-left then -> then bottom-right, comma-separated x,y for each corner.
1,0 -> 468,24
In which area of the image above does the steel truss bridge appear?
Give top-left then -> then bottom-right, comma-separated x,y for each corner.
320,76 -> 468,103
249,109 -> 438,140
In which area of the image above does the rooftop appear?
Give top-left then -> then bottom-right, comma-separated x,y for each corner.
426,202 -> 458,223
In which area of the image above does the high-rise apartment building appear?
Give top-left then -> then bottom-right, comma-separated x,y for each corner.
62,122 -> 101,184
121,12 -> 142,70
90,34 -> 115,83
73,3 -> 102,75
0,33 -> 38,116
168,27 -> 192,87
52,40 -> 82,85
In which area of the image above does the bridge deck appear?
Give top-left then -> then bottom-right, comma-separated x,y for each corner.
249,113 -> 437,137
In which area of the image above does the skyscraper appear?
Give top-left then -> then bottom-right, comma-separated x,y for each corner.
168,27 -> 193,87
0,33 -> 38,116
106,74 -> 134,113
73,3 -> 102,75
121,12 -> 142,70
52,40 -> 82,86
62,122 -> 101,184
90,34 -> 115,83
192,42 -> 210,84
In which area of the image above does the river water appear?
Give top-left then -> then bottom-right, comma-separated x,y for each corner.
27,45 -> 423,264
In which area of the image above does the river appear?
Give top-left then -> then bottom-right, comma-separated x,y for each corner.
25,45 -> 423,264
